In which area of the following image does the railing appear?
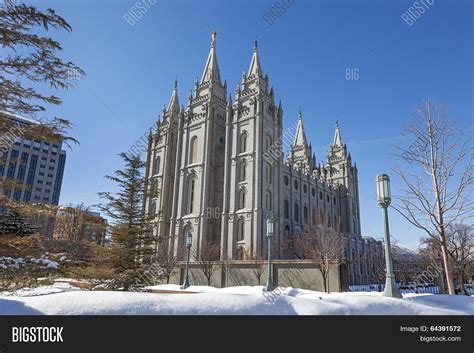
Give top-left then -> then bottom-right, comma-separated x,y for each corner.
349,283 -> 473,295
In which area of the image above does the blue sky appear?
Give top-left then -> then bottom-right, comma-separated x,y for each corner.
34,0 -> 472,249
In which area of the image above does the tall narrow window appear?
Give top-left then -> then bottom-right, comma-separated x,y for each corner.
266,163 -> 272,184
303,206 -> 308,224
284,200 -> 289,219
294,203 -> 299,222
189,136 -> 198,164
240,160 -> 246,181
238,219 -> 245,241
240,132 -> 247,153
266,135 -> 272,150
150,201 -> 156,216
266,190 -> 272,210
152,156 -> 160,175
188,176 -> 196,214
239,188 -> 246,209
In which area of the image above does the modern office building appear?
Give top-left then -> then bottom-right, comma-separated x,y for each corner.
0,111 -> 67,206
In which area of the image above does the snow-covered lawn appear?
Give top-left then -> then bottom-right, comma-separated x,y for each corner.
0,284 -> 472,315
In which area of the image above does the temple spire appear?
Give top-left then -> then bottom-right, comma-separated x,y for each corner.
293,110 -> 308,147
332,119 -> 343,146
201,31 -> 221,85
167,79 -> 180,112
248,39 -> 263,78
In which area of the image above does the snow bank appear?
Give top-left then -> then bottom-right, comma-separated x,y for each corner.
1,284 -> 472,315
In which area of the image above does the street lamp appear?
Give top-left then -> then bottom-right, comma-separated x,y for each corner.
263,217 -> 275,292
376,174 -> 402,299
181,232 -> 192,290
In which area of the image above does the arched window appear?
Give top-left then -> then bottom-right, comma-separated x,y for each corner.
284,200 -> 289,219
266,190 -> 272,210
240,160 -> 246,182
188,175 -> 196,214
266,163 -> 272,184
285,225 -> 290,236
189,136 -> 198,164
303,206 -> 308,224
240,132 -> 247,153
294,203 -> 299,222
312,207 -> 317,224
266,135 -> 272,150
152,156 -> 160,175
238,218 -> 245,241
239,188 -> 246,209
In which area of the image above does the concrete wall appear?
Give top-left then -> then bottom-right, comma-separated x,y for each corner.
160,260 -> 341,292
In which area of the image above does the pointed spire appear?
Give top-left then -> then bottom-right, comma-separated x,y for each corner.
333,119 -> 343,146
201,31 -> 221,84
235,83 -> 241,99
293,110 -> 308,147
248,39 -> 263,78
167,79 -> 180,112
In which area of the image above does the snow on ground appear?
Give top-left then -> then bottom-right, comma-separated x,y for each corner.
0,284 -> 472,315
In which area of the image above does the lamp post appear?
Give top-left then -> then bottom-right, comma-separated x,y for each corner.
181,233 -> 192,290
376,174 -> 402,299
263,217 -> 275,292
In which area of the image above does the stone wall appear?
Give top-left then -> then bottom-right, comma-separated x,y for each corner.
162,260 -> 341,292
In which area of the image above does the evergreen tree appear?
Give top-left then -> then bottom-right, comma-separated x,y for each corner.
1,1 -> 81,207
98,152 -> 157,289
0,1 -> 84,122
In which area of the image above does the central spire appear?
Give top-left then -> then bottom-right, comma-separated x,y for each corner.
333,119 -> 343,146
247,39 -> 263,78
293,110 -> 308,147
167,79 -> 179,112
200,31 -> 221,85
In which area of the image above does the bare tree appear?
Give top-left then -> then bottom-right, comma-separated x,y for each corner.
420,223 -> 473,294
293,214 -> 345,293
192,241 -> 220,286
245,250 -> 266,285
447,224 -> 473,294
393,98 -> 473,294
156,245 -> 178,285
